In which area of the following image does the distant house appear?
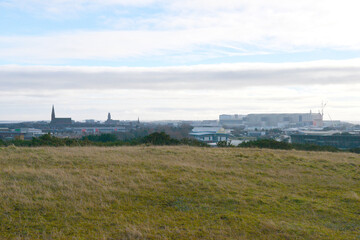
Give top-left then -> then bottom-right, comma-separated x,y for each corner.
190,124 -> 231,143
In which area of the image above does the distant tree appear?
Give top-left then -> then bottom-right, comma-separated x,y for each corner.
239,139 -> 292,150
142,132 -> 179,145
180,138 -> 209,147
84,134 -> 118,143
238,139 -> 340,152
349,148 -> 360,154
217,141 -> 232,147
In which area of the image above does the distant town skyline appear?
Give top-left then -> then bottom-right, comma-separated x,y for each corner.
0,102 -> 357,123
0,1 -> 359,121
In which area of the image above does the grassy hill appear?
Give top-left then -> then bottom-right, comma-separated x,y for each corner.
0,146 -> 359,239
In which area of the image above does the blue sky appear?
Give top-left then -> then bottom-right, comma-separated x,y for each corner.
1,0 -> 360,121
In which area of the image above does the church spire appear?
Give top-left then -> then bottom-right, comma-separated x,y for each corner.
51,105 -> 55,121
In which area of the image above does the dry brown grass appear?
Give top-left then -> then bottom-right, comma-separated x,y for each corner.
0,146 -> 359,239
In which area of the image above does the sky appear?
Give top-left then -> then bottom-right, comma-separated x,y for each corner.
0,0 -> 360,121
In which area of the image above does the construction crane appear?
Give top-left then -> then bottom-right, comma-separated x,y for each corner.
320,101 -> 327,119
328,113 -> 335,128
320,101 -> 335,128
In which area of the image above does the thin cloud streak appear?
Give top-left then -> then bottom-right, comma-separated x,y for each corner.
1,60 -> 360,91
1,1 -> 360,63
1,85 -> 359,121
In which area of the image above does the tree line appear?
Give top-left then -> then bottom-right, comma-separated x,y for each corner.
1,133 -> 359,154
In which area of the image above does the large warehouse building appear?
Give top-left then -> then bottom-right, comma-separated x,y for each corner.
220,112 -> 323,129
244,113 -> 323,129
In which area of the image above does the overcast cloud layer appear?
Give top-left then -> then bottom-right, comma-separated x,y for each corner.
1,60 -> 360,121
0,0 -> 360,121
1,60 -> 360,91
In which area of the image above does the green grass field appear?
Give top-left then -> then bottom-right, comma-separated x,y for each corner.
0,146 -> 359,239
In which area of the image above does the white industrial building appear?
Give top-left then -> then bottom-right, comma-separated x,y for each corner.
219,114 -> 245,128
219,112 -> 323,129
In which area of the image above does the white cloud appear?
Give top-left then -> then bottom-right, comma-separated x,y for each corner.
0,60 -> 360,121
1,84 -> 359,121
0,0 -> 160,12
1,60 -> 360,91
1,0 -> 360,62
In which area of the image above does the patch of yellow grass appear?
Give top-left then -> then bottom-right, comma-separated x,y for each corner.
0,146 -> 359,239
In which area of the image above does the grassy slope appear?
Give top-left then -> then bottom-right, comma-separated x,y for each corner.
0,146 -> 359,240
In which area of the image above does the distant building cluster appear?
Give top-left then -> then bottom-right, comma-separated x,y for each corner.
0,127 -> 44,140
1,105 -> 360,150
190,112 -> 324,144
189,111 -> 360,148
0,105 -> 141,140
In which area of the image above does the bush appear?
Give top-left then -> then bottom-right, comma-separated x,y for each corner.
1,132 -> 200,147
180,138 -> 209,147
292,143 -> 339,152
239,139 -> 292,150
238,139 -> 341,153
217,141 -> 232,147
350,148 -> 360,154
142,132 -> 179,145
83,134 -> 118,143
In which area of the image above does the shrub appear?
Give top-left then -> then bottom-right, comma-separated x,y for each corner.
239,139 -> 292,150
142,132 -> 179,145
180,138 -> 209,147
237,139 -> 341,153
217,141 -> 233,147
83,134 -> 118,143
350,148 -> 360,154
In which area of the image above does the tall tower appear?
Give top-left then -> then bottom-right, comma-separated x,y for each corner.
107,113 -> 111,121
51,105 -> 56,121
